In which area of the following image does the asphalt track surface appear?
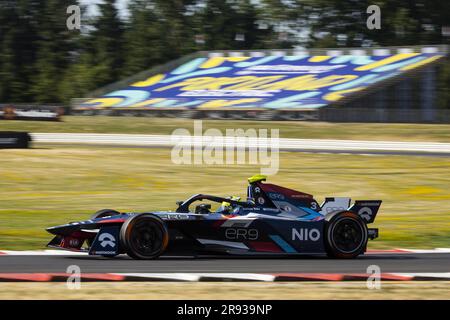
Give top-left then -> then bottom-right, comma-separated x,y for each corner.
0,253 -> 448,273
32,133 -> 450,156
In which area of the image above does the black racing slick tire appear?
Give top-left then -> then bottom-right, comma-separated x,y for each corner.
120,213 -> 169,260
324,211 -> 368,259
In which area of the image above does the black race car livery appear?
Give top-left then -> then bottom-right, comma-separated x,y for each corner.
46,175 -> 381,259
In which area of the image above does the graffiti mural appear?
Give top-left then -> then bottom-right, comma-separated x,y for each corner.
79,53 -> 443,110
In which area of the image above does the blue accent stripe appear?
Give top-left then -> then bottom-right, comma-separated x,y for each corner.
298,207 -> 323,220
269,235 -> 297,253
300,207 -> 320,215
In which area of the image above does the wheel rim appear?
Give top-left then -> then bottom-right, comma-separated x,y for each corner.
331,218 -> 364,254
129,219 -> 163,257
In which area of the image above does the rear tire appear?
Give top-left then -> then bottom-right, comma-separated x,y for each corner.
120,213 -> 169,260
325,211 -> 368,258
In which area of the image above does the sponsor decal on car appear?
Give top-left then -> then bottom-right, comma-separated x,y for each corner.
267,192 -> 285,200
291,228 -> 321,241
158,213 -> 191,220
358,207 -> 373,221
68,238 -> 80,247
99,233 -> 116,248
225,228 -> 259,240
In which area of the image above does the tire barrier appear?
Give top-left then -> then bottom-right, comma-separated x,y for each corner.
0,132 -> 32,149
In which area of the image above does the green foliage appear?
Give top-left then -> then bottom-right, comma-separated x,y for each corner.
122,0 -> 164,76
0,0 -> 40,102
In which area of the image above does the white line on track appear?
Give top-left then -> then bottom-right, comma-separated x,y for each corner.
114,273 -> 276,281
31,133 -> 450,154
117,273 -> 202,281
0,250 -> 87,256
405,248 -> 450,254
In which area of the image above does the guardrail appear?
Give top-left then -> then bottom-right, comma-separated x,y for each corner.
0,132 -> 32,148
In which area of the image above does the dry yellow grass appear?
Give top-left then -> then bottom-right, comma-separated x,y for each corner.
0,282 -> 448,300
1,145 -> 449,249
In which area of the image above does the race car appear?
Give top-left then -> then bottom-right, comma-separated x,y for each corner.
46,175 -> 381,259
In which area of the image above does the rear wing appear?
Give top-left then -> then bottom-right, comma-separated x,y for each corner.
348,200 -> 382,224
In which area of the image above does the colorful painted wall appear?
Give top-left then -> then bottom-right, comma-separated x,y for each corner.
78,53 -> 443,110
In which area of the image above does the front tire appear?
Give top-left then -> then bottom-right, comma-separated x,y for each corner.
120,213 -> 169,260
325,211 -> 368,258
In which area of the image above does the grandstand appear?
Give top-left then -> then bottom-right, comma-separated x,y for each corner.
72,45 -> 449,123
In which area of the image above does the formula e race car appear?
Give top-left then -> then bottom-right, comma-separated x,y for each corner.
46,175 -> 381,259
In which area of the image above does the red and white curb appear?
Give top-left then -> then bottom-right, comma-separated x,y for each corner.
1,248 -> 449,256
0,272 -> 449,282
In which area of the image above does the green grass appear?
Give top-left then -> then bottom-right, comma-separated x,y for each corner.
0,145 -> 449,250
1,116 -> 450,141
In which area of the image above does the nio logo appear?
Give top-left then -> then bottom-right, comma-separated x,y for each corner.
291,228 -> 321,241
99,233 -> 116,248
358,207 -> 373,221
225,228 -> 259,240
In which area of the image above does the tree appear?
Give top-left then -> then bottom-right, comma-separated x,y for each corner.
193,0 -> 280,51
122,0 -> 165,76
0,0 -> 40,102
153,0 -> 197,58
31,0 -> 77,103
0,0 -> 449,106
88,0 -> 125,87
